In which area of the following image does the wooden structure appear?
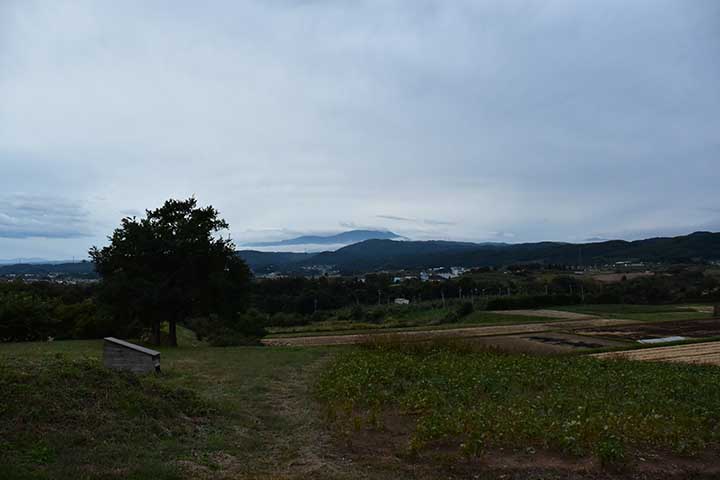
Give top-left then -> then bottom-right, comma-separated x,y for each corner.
103,337 -> 161,374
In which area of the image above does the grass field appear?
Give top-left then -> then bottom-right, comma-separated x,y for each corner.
0,339 -> 333,479
317,341 -> 720,467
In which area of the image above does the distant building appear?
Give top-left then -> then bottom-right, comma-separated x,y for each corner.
394,298 -> 410,305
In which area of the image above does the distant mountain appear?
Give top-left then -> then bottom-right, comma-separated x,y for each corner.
5,231 -> 719,278
242,229 -> 403,248
0,258 -> 70,265
236,251 -> 316,274
239,231 -> 720,274
0,261 -> 96,277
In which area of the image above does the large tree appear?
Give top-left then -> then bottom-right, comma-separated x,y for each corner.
90,198 -> 250,346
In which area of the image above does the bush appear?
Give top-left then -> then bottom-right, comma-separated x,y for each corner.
485,294 -> 581,311
365,308 -> 386,324
189,309 -> 267,346
596,437 -> 626,468
350,304 -> 365,322
270,312 -> 307,327
456,301 -> 474,318
207,328 -> 260,347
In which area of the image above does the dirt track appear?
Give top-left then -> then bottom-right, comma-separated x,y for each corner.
591,341 -> 720,366
263,316 -> 637,347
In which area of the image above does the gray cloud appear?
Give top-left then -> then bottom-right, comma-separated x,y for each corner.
0,195 -> 94,239
376,215 -> 416,222
0,0 -> 718,257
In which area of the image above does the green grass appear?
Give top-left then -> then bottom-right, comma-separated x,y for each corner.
0,339 -> 331,479
316,341 -> 720,461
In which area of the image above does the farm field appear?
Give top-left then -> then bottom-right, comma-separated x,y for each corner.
592,341 -> 720,366
269,303 -> 712,337
263,316 -> 638,347
317,341 -> 720,477
267,309 -> 569,337
577,318 -> 720,342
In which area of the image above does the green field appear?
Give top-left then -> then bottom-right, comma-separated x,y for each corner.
317,341 -> 720,465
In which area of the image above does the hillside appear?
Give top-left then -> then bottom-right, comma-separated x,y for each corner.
236,251 -> 316,274
289,231 -> 720,273
0,261 -> 96,277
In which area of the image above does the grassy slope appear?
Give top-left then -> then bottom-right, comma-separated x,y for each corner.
0,339 -> 332,479
317,342 -> 720,462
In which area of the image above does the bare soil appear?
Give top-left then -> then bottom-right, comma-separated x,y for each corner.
592,340 -> 720,366
577,318 -> 720,341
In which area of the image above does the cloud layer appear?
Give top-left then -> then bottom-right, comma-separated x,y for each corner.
1,0 -> 719,257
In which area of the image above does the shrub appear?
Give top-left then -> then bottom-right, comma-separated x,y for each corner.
188,309 -> 267,346
456,301 -> 474,318
596,437 -> 626,469
350,304 -> 365,322
270,312 -> 307,327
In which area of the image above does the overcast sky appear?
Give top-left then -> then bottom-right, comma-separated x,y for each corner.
1,0 -> 719,259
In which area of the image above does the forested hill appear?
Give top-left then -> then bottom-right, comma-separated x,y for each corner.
3,232 -> 719,277
240,231 -> 720,273
0,261 -> 96,277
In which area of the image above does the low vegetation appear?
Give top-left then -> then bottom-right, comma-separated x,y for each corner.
317,340 -> 720,465
0,355 -> 210,479
0,341 -> 329,480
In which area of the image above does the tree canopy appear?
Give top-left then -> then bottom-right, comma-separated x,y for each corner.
89,197 -> 250,346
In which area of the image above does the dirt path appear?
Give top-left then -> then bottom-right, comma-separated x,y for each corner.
263,317 -> 638,347
591,341 -> 720,366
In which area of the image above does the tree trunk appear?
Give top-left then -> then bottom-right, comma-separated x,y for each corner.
169,317 -> 178,347
714,304 -> 720,318
151,320 -> 161,346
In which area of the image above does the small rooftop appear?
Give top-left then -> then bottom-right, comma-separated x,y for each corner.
103,337 -> 160,357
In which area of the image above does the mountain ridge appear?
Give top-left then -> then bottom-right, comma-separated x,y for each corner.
238,231 -> 720,274
241,229 -> 403,248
